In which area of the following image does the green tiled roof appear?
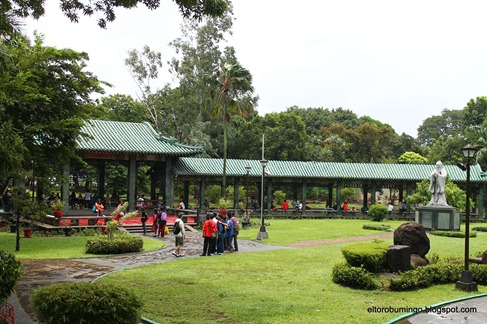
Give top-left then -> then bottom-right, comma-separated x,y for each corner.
173,158 -> 487,183
76,120 -> 204,156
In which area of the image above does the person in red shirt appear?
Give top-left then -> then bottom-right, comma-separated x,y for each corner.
201,214 -> 217,256
282,200 -> 289,211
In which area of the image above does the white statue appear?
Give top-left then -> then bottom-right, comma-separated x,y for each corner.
429,161 -> 448,206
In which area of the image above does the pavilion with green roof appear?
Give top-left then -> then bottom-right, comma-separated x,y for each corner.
58,119 -> 487,217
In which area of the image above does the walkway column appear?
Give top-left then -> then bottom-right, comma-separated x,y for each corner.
301,180 -> 307,210
183,181 -> 190,209
62,160 -> 70,214
328,183 -> 334,208
371,181 -> 377,205
128,155 -> 137,212
336,180 -> 342,214
267,179 -> 273,212
234,179 -> 240,211
479,185 -> 485,219
362,183 -> 369,212
199,177 -> 206,209
406,182 -> 412,212
96,162 -> 106,199
165,158 -> 174,209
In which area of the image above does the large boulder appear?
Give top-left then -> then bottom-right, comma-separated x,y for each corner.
393,222 -> 430,258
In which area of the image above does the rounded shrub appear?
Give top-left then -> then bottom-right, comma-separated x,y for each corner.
368,204 -> 388,222
0,250 -> 22,303
341,241 -> 389,273
332,262 -> 378,290
31,282 -> 143,324
86,235 -> 143,254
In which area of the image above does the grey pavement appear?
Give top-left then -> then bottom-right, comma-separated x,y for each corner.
387,294 -> 487,323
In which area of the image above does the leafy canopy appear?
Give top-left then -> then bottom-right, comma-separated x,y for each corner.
3,0 -> 228,28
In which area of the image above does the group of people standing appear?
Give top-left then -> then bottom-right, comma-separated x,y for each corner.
201,212 -> 239,256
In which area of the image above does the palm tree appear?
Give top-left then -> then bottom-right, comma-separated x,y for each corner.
213,62 -> 255,197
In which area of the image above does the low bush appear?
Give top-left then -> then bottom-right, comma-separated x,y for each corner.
389,262 -> 463,291
472,226 -> 487,232
362,223 -> 392,231
342,242 -> 390,273
332,262 -> 378,290
341,241 -> 389,273
31,282 -> 143,324
86,235 -> 143,254
368,204 -> 388,222
0,250 -> 22,303
429,231 -> 477,238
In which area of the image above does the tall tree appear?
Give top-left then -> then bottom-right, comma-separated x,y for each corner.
3,0 -> 228,28
213,62 -> 255,196
0,33 -> 104,186
463,96 -> 487,129
96,94 -> 149,122
417,109 -> 463,147
125,46 -> 163,130
230,113 -> 310,161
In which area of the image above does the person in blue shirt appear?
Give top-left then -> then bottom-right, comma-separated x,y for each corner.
224,214 -> 234,252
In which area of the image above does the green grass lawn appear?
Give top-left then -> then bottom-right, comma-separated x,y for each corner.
95,219 -> 487,323
98,239 -> 487,323
237,218 -> 404,245
3,219 -> 487,323
0,233 -> 165,259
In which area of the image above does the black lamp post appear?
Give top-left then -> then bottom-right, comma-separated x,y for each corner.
257,159 -> 269,240
245,166 -> 251,218
456,143 -> 478,292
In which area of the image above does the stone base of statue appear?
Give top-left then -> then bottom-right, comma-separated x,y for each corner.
415,205 -> 460,231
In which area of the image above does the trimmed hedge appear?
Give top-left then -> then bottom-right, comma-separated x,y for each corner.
332,262 -> 378,290
0,250 -> 22,303
429,231 -> 477,238
368,204 -> 388,222
389,262 -> 463,291
341,241 -> 389,273
362,223 -> 392,231
31,282 -> 143,323
472,226 -> 487,232
86,235 -> 143,254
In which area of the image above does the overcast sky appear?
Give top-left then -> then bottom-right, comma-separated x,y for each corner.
24,0 -> 487,137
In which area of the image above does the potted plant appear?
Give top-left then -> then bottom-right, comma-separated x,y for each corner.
22,222 -> 32,238
51,200 -> 64,218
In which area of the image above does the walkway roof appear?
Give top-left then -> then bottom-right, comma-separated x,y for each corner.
173,157 -> 487,183
76,120 -> 204,156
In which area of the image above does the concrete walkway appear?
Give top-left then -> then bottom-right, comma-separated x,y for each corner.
386,293 -> 487,323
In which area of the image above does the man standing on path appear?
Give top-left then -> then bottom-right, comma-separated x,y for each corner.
172,214 -> 185,257
201,214 -> 217,256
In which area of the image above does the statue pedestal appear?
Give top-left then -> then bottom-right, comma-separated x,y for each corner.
415,206 -> 460,231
